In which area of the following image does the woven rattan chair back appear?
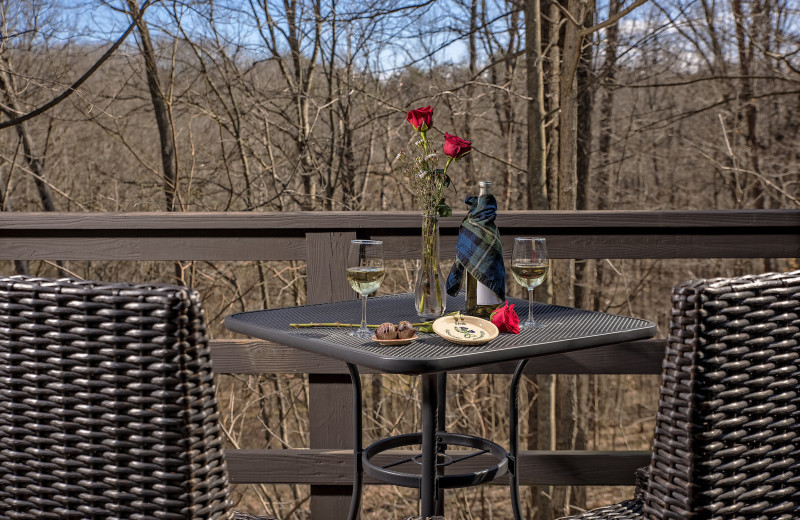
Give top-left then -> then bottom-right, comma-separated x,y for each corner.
0,276 -> 233,519
644,271 -> 800,520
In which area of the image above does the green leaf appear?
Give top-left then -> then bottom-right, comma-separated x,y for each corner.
436,202 -> 452,217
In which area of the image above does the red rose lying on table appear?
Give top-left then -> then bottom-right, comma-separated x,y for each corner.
491,301 -> 520,334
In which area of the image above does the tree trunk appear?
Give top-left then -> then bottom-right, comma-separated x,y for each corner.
575,10 -> 593,214
531,2 -> 562,516
731,0 -> 764,209
569,5 -> 594,514
464,0 -> 479,187
525,7 -> 555,518
550,0 -> 589,516
127,0 -> 179,212
502,4 -> 520,210
574,1 -> 594,313
593,0 -> 620,313
545,0 -> 561,210
0,56 -> 58,214
554,0 -> 582,309
526,0 -> 548,210
0,55 -> 58,275
14,121 -> 57,213
291,0 -> 322,210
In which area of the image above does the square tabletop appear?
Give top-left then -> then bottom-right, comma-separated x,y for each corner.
225,293 -> 657,374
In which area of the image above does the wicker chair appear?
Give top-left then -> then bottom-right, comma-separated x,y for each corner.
559,270 -> 800,520
0,275 -> 274,520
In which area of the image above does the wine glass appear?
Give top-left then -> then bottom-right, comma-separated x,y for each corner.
346,240 -> 386,338
511,237 -> 549,329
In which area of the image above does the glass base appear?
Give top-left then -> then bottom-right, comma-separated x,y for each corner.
417,308 -> 445,320
349,327 -> 373,338
415,277 -> 446,319
520,319 -> 543,329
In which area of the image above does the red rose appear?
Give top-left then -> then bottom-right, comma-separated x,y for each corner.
443,133 -> 471,160
491,301 -> 520,334
406,106 -> 433,132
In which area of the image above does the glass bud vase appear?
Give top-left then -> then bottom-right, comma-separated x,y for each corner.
415,213 -> 447,318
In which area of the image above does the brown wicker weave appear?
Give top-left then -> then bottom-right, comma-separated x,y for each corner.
0,276 -> 275,520
559,270 -> 800,520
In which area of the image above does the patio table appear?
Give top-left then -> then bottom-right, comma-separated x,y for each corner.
225,293 -> 657,520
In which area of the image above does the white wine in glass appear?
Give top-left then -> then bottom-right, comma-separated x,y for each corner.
511,238 -> 549,329
347,240 -> 385,338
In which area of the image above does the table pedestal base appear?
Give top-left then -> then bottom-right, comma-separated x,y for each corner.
363,432 -> 509,488
345,362 -> 528,520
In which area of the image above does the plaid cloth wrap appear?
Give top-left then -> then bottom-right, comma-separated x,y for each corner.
446,194 -> 506,301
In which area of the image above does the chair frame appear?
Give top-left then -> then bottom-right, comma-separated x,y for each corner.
560,270 -> 800,520
0,276 -> 272,520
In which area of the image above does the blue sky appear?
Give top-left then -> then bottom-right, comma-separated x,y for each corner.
33,0 -> 517,74
14,0 -> 724,77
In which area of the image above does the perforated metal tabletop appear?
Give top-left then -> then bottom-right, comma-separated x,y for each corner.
225,293 -> 656,374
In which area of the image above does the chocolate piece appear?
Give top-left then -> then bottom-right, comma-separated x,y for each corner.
376,322 -> 398,340
397,321 -> 416,339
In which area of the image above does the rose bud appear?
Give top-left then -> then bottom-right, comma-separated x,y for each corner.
376,322 -> 398,340
406,106 -> 434,132
397,321 -> 416,339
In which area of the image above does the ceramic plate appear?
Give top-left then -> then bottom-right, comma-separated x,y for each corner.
432,315 -> 499,345
372,335 -> 418,346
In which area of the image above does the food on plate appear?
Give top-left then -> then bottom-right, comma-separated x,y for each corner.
396,321 -> 416,339
375,322 -> 398,340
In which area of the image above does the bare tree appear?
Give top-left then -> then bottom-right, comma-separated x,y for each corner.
479,0 -> 524,209
0,2 -> 58,276
525,0 -> 548,210
249,0 -> 323,211
125,0 -> 180,211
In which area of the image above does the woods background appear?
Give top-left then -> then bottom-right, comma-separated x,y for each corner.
1,0 -> 798,518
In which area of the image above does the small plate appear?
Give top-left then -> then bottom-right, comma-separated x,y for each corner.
372,335 -> 418,346
432,315 -> 499,345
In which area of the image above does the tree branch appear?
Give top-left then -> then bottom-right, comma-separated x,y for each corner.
0,0 -> 153,129
580,0 -> 649,37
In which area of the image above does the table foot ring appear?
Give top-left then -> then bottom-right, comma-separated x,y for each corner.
363,432 -> 508,489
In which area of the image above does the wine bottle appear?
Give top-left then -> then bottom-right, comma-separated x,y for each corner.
465,181 -> 503,319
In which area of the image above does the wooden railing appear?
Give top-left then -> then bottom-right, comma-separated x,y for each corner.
2,209 -> 798,519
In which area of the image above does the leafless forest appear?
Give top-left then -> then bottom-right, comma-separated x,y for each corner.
1,0 -> 799,518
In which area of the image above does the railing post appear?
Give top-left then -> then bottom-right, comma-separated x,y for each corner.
306,231 -> 358,520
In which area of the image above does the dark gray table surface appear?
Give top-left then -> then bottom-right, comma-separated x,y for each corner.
225,293 -> 657,374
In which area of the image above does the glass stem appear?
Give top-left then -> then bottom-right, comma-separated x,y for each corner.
361,294 -> 368,331
528,288 -> 534,323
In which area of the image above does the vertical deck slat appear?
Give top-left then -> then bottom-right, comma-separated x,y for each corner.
306,231 -> 358,520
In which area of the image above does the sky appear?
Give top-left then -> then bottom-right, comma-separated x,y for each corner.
13,0 -> 777,78
29,0 -> 513,75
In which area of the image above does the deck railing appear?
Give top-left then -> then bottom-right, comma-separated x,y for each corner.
2,209 -> 798,519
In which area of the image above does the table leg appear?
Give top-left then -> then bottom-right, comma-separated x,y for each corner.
509,359 -> 528,520
346,363 -> 363,520
420,373 -> 439,518
435,372 -> 447,517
